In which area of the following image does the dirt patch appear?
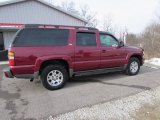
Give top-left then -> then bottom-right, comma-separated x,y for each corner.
134,101 -> 160,120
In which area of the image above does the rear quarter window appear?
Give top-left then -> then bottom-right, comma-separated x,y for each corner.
13,28 -> 69,47
76,32 -> 97,46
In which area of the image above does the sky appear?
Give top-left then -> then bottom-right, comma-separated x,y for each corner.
52,0 -> 160,34
0,0 -> 160,34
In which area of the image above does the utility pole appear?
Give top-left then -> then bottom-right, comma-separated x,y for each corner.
123,32 -> 127,45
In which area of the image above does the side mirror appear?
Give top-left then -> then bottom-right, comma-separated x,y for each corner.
119,41 -> 124,47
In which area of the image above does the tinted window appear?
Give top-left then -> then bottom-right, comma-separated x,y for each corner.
100,34 -> 118,47
13,29 -> 69,46
0,33 -> 4,50
76,32 -> 96,46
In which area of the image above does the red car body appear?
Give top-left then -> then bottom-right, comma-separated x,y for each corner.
4,25 -> 144,80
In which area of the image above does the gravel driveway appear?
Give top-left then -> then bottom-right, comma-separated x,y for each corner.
52,86 -> 160,120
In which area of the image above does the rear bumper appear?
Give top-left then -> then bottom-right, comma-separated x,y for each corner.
3,67 -> 39,79
15,71 -> 39,79
3,67 -> 14,78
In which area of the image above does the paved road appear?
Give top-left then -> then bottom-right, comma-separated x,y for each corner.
0,65 -> 160,120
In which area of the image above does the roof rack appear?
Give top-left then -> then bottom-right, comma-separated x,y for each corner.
87,27 -> 98,30
25,24 -> 98,31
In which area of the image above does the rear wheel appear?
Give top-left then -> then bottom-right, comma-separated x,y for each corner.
125,57 -> 140,75
41,65 -> 68,90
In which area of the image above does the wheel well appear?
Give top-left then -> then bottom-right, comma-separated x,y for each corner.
130,55 -> 142,65
39,59 -> 69,75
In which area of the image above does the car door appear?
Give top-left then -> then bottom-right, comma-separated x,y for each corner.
74,31 -> 100,71
100,33 -> 127,68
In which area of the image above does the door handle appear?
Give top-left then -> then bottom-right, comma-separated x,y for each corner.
102,50 -> 106,53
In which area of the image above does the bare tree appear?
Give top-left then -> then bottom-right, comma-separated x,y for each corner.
102,15 -> 127,39
102,15 -> 121,36
59,1 -> 98,28
79,5 -> 98,27
102,15 -> 113,32
59,1 -> 79,15
126,23 -> 160,59
126,34 -> 139,46
141,23 -> 160,58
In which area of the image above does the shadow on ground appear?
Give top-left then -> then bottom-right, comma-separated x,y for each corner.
67,71 -> 151,91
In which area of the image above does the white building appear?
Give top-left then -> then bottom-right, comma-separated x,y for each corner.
0,0 -> 87,51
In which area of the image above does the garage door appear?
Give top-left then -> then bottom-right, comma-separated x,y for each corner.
0,32 -> 4,50
0,32 -> 8,61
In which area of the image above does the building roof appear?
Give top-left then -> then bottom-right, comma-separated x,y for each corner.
0,0 -> 87,23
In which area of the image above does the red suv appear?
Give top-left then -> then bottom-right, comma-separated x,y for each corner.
4,24 -> 144,90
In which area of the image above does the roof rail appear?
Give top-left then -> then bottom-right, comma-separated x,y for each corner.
87,27 -> 98,30
25,24 -> 98,31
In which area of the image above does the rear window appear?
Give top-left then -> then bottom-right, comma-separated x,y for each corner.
13,28 -> 69,47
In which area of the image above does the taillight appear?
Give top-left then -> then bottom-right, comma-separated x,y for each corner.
8,52 -> 15,66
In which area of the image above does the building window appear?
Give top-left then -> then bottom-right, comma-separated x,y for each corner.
0,32 -> 4,50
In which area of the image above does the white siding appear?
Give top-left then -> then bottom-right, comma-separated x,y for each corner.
3,31 -> 16,49
0,1 -> 85,26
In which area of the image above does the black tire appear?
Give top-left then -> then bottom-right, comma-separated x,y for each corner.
41,65 -> 68,90
125,57 -> 140,76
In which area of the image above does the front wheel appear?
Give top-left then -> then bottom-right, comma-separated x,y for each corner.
125,57 -> 140,75
41,65 -> 68,90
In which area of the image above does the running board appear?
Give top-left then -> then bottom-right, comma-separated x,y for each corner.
73,66 -> 125,77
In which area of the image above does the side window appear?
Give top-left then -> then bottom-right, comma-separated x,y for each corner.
13,29 -> 69,47
100,34 -> 118,47
76,32 -> 96,46
0,32 -> 4,50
